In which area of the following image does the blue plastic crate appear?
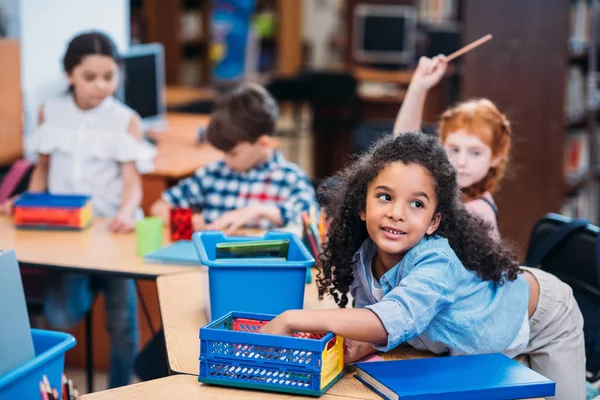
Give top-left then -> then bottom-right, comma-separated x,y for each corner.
0,329 -> 76,399
193,231 -> 315,321
14,192 -> 91,208
199,312 -> 344,396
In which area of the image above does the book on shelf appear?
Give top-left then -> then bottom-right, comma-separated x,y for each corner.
564,130 -> 589,184
569,0 -> 590,48
561,188 -> 598,222
180,10 -> 204,42
418,0 -> 457,23
565,66 -> 586,122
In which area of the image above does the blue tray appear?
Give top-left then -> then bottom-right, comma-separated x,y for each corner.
0,329 -> 76,399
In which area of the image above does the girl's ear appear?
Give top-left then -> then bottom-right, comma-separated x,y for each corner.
426,212 -> 441,235
490,152 -> 503,168
359,210 -> 366,221
66,72 -> 75,86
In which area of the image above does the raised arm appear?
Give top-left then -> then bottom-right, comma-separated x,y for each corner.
393,55 -> 448,135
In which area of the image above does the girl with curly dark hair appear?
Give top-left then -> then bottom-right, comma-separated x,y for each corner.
262,133 -> 585,399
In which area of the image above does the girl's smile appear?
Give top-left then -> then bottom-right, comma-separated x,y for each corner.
360,162 -> 441,271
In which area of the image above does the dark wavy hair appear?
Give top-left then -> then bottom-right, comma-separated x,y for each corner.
317,132 -> 521,308
63,31 -> 121,93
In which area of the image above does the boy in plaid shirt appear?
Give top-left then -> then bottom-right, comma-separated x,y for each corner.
150,83 -> 318,233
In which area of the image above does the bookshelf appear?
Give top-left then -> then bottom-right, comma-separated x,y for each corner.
131,0 -> 212,85
459,0 -> 574,253
130,0 -> 301,86
562,0 -> 600,223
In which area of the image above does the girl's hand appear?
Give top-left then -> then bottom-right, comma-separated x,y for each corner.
109,213 -> 136,233
411,55 -> 448,91
0,195 -> 18,216
344,339 -> 377,365
260,312 -> 295,336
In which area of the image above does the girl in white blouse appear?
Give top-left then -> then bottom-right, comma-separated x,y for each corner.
0,31 -> 143,388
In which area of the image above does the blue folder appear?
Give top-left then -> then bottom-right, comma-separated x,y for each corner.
143,240 -> 202,266
0,250 -> 36,376
354,353 -> 555,400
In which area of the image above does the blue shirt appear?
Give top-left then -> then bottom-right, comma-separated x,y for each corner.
162,151 -> 318,228
351,235 -> 529,355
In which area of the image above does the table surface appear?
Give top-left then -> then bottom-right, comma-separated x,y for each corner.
81,374 -> 363,400
0,216 -> 194,278
165,86 -> 216,108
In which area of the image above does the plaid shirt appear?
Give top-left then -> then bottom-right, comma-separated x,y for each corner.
162,151 -> 318,228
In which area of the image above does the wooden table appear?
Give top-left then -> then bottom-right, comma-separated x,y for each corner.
0,216 -> 195,278
0,215 -> 200,392
81,374 -> 360,400
165,86 -> 217,108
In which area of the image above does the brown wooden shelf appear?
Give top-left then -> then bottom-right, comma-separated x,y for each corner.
181,37 -> 207,46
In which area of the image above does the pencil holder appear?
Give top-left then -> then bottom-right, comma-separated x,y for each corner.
0,330 -> 76,399
193,231 -> 315,321
199,311 -> 344,396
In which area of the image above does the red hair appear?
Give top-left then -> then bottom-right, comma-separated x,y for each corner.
439,98 -> 511,201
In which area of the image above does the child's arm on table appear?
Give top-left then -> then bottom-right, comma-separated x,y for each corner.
206,204 -> 282,235
110,118 -> 143,233
109,161 -> 142,233
260,308 -> 388,345
393,55 -> 448,134
207,172 -> 316,234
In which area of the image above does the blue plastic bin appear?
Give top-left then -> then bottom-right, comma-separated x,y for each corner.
199,311 -> 345,396
0,329 -> 76,399
193,231 -> 315,321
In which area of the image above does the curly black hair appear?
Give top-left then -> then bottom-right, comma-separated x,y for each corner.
317,132 -> 521,308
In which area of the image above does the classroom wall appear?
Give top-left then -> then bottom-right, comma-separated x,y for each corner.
8,0 -> 129,157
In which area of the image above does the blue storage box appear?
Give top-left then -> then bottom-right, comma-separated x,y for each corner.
0,329 -> 76,399
193,231 -> 315,321
199,311 -> 344,396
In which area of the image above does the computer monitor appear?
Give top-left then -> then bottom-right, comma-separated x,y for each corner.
118,43 -> 166,129
352,4 -> 417,65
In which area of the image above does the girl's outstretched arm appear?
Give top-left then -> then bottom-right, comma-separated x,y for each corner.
260,308 -> 388,345
109,161 -> 142,233
393,55 -> 448,135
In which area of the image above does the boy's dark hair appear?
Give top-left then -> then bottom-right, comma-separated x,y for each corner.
317,132 -> 521,308
63,31 -> 121,74
205,83 -> 279,151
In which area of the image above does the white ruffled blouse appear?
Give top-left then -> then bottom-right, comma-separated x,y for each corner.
31,95 -> 143,218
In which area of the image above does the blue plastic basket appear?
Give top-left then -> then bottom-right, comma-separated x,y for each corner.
193,231 -> 315,321
0,329 -> 76,399
199,311 -> 344,396
14,193 -> 91,208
